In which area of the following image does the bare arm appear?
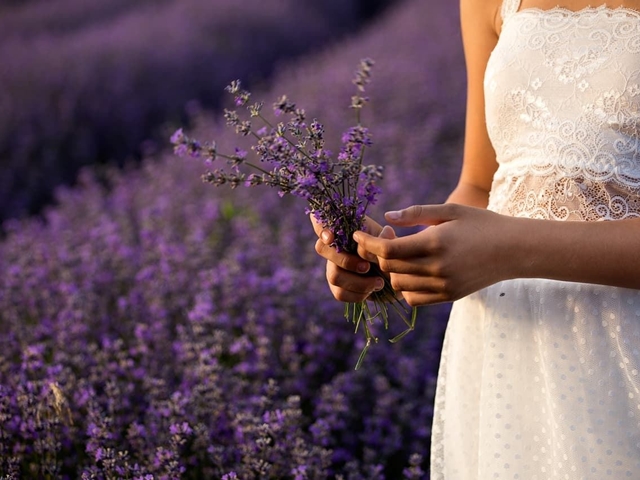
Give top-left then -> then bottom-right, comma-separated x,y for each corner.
349,0 -> 640,305
352,205 -> 640,306
447,0 -> 502,208
509,215 -> 640,289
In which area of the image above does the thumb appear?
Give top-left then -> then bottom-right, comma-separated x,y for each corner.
384,204 -> 458,227
378,225 -> 397,239
355,225 -> 396,263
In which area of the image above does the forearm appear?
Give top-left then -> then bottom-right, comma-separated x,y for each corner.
507,216 -> 640,290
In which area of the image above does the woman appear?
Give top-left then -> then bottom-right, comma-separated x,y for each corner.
312,0 -> 640,477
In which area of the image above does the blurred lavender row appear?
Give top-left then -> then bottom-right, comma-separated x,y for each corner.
0,0 -> 397,225
0,0 -> 465,477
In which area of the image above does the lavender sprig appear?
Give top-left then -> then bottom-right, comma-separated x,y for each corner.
172,59 -> 417,368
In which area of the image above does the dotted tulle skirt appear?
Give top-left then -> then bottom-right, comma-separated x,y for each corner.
430,279 -> 640,479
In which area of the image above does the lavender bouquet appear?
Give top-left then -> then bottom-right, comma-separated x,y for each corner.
171,59 -> 416,368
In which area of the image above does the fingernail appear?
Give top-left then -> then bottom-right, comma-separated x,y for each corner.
386,210 -> 401,220
352,232 -> 361,242
374,278 -> 385,291
380,225 -> 395,239
321,231 -> 331,243
357,262 -> 370,273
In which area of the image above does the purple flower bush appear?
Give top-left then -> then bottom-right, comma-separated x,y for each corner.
0,0 -> 465,477
0,0 -> 399,225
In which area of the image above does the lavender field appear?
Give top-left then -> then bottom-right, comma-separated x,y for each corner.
0,0 -> 395,224
0,0 -> 466,477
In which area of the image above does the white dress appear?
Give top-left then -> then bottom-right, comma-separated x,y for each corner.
430,1 -> 640,478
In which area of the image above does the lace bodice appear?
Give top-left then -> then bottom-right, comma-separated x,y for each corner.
485,3 -> 640,220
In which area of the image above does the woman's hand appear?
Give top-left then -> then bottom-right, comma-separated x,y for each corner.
310,215 -> 387,303
352,204 -> 518,306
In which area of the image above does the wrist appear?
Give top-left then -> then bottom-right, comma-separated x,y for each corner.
495,215 -> 539,282
501,217 -> 576,282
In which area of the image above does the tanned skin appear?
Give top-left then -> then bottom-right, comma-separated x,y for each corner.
312,0 -> 640,307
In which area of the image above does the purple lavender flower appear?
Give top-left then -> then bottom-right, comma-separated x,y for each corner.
171,59 -> 417,369
171,62 -> 383,257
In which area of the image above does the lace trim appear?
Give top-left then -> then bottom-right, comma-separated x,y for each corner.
487,172 -> 640,220
512,4 -> 640,18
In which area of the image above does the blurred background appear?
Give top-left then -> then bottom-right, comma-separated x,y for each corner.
0,0 -> 468,477
1,0 -> 403,224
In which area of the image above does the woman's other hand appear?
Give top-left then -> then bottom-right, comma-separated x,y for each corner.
353,204 -> 516,306
311,215 -> 387,303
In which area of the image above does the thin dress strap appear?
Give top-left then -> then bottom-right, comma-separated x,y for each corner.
500,0 -> 522,20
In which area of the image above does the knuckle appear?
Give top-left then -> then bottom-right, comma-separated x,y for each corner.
378,258 -> 391,273
332,288 -> 350,303
377,243 -> 393,259
408,205 -> 422,217
443,203 -> 460,216
357,246 -> 376,263
339,255 -> 356,272
428,234 -> 446,254
428,260 -> 445,278
325,263 -> 342,286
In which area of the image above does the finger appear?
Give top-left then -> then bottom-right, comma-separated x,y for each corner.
377,257 -> 433,275
315,239 -> 371,274
378,225 -> 396,239
310,213 -> 323,234
320,229 -> 334,245
329,284 -> 370,303
311,214 -> 383,242
356,225 -> 395,262
401,290 -> 450,307
309,214 -> 335,245
384,203 -> 460,227
326,263 -> 384,303
361,216 -> 384,237
353,230 -> 426,260
388,272 -> 448,293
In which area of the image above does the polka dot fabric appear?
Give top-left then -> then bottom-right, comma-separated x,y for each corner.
431,280 -> 640,478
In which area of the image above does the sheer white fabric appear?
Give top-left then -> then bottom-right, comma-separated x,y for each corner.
431,2 -> 640,478
501,0 -> 521,20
